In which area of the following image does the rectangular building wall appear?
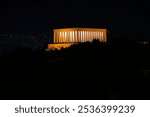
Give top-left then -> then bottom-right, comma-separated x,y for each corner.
53,28 -> 107,43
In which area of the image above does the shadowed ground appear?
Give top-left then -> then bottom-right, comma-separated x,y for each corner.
0,40 -> 150,99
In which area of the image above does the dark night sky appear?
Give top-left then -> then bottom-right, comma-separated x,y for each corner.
0,0 -> 149,39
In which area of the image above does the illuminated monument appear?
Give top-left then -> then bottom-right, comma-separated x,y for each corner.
48,28 -> 107,50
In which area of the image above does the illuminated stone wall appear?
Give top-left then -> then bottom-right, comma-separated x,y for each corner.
47,28 -> 107,50
53,28 -> 107,43
47,43 -> 73,50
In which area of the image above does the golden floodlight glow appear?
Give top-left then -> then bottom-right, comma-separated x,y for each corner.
47,43 -> 73,50
48,28 -> 107,50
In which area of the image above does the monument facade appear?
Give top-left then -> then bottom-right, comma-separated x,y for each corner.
48,28 -> 107,50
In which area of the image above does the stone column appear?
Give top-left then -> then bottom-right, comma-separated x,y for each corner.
94,32 -> 96,39
78,31 -> 79,42
54,31 -> 56,43
64,31 -> 66,43
79,31 -> 81,42
67,31 -> 68,43
80,31 -> 83,42
89,32 -> 91,42
70,31 -> 72,42
101,32 -> 103,41
61,32 -> 63,43
77,31 -> 80,42
75,31 -> 77,42
81,31 -> 82,42
70,31 -> 72,43
63,31 -> 66,43
99,32 -> 101,41
97,32 -> 100,41
84,31 -> 85,42
72,31 -> 73,42
84,31 -> 86,42
82,31 -> 84,42
65,31 -> 67,43
104,31 -> 107,42
89,31 -> 91,42
54,32 -> 56,43
60,32 -> 62,43
87,31 -> 89,41
72,31 -> 74,43
59,32 -> 61,43
66,31 -> 67,43
62,32 -> 64,43
92,32 -> 93,40
72,31 -> 75,43
98,32 -> 100,41
80,31 -> 82,42
76,31 -> 78,42
75,31 -> 77,43
69,31 -> 71,43
57,32 -> 59,43
83,31 -> 85,42
56,32 -> 58,43
67,31 -> 70,43
96,32 -> 98,39
99,32 -> 101,42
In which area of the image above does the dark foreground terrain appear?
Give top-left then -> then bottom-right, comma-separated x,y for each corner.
0,39 -> 150,99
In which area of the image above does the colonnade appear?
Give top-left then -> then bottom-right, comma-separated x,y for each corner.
54,28 -> 107,43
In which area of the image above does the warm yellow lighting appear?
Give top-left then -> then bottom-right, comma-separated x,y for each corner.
47,28 -> 107,50
48,43 -> 74,50
53,28 -> 107,43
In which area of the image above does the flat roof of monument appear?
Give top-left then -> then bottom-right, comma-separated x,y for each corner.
53,28 -> 107,31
